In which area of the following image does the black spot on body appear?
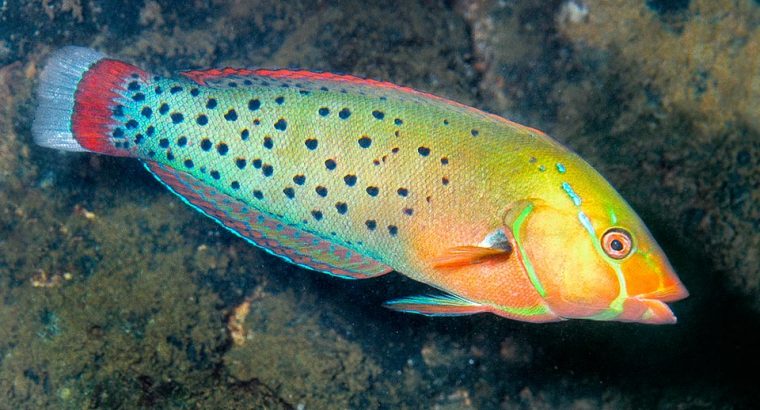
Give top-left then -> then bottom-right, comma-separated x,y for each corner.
134,134 -> 143,144
471,129 -> 479,137
248,99 -> 260,111
190,88 -> 200,97
403,208 -> 413,216
293,174 -> 306,185
128,81 -> 140,91
113,105 -> 125,117
224,109 -> 238,121
154,86 -> 162,94
177,136 -> 187,147
141,107 -> 152,118
274,118 -> 287,131
184,159 -> 194,168
311,210 -> 323,221
418,146 -> 430,156
196,115 -> 208,125
338,108 -> 351,119
217,143 -> 229,155
275,96 -> 284,105
397,188 -> 408,197
283,187 -> 295,199
159,103 -> 169,115
170,86 -> 183,94
262,164 -> 273,177
335,202 -> 348,214
263,136 -> 273,149
241,129 -> 250,140
441,157 -> 449,165
170,113 -> 184,124
365,220 -> 377,230
318,107 -> 330,116
132,93 -> 145,102
159,138 -> 169,148
358,136 -> 372,148
372,110 -> 385,120
146,126 -> 155,136
394,118 -> 403,126
305,138 -> 318,150
206,98 -> 217,109
315,186 -> 328,197
344,174 -> 357,186
231,181 -> 240,190
200,139 -> 212,151
366,186 -> 379,197
253,190 -> 264,200
442,177 -> 449,185
388,225 -> 398,236
112,128 -> 124,138
210,170 -> 220,180
325,159 -> 336,170
235,158 -> 247,169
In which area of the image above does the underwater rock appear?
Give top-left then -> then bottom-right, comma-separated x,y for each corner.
224,291 -> 381,409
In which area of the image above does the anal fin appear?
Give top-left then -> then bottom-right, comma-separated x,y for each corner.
143,161 -> 392,279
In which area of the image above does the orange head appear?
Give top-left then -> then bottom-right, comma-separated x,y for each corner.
504,164 -> 688,324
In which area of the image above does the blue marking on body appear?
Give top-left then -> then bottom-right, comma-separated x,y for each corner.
578,210 -> 595,236
561,182 -> 582,206
556,163 -> 566,174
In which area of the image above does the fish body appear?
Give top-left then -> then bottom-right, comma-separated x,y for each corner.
33,47 -> 688,324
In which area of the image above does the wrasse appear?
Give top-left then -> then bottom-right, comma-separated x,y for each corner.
33,47 -> 688,324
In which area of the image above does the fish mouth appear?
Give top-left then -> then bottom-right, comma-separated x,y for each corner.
635,298 -> 679,324
638,283 -> 690,303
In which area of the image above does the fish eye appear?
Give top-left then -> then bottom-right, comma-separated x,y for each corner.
601,228 -> 633,260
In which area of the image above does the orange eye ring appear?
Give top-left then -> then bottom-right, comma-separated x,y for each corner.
601,228 -> 633,259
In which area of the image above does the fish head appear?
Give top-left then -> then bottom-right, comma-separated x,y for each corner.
505,180 -> 688,324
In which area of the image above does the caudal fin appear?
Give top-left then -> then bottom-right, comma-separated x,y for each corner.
33,46 -> 147,156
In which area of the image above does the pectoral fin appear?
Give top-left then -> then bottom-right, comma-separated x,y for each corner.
431,245 -> 511,269
383,294 -> 488,317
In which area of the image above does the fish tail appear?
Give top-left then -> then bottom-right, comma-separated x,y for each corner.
33,46 -> 150,157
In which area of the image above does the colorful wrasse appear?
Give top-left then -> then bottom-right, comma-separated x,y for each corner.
33,47 -> 688,324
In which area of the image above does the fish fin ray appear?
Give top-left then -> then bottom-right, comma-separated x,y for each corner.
143,161 -> 392,279
383,293 -> 487,317
431,246 -> 511,269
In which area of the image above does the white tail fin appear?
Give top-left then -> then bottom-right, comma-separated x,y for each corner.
32,46 -> 105,152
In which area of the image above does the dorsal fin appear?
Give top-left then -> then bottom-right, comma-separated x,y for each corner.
144,161 -> 392,280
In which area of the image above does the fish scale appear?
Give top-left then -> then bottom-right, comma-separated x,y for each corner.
125,71 -> 510,265
33,47 -> 688,324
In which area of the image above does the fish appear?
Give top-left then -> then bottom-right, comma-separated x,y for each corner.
33,46 -> 688,324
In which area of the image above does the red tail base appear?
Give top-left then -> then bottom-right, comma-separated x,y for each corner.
71,59 -> 147,156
